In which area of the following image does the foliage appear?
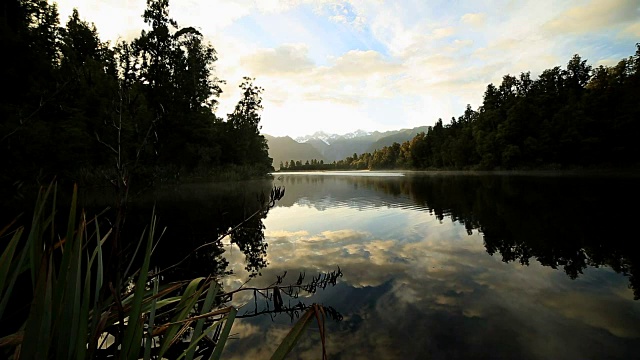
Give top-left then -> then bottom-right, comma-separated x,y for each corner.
0,183 -> 338,359
282,45 -> 640,171
0,0 -> 273,191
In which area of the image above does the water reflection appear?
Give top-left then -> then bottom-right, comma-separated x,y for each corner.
272,172 -> 640,299
222,172 -> 640,359
11,173 -> 636,358
69,180 -> 276,281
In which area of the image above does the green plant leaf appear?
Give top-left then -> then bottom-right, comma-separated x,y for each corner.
76,254 -> 92,360
158,277 -> 206,357
269,306 -> 316,360
21,254 -> 54,359
27,183 -> 54,287
176,315 -> 227,360
144,275 -> 160,360
186,280 -> 219,360
0,227 -> 22,292
121,210 -> 156,360
0,228 -> 25,319
209,307 -> 237,360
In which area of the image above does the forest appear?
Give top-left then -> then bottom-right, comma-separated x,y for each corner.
1,0 -> 273,194
0,2 -> 342,359
282,44 -> 640,171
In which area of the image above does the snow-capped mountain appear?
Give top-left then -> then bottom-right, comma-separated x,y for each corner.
343,129 -> 372,139
295,129 -> 372,145
270,126 -> 428,162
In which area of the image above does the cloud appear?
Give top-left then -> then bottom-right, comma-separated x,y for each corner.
323,1 -> 367,29
172,0 -> 255,30
305,229 -> 372,243
596,58 -> 621,67
460,13 -> 486,28
539,292 -> 640,339
55,0 -> 147,42
411,53 -> 457,70
222,206 -> 640,359
544,0 -> 639,34
255,0 -> 300,13
431,26 -> 456,39
325,50 -> 402,77
231,47 -> 402,123
55,0 -> 640,138
450,38 -> 473,49
622,22 -> 640,37
240,44 -> 314,75
266,229 -> 310,239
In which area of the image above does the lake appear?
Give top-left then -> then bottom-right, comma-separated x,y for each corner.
199,171 -> 639,359
22,171 -> 637,359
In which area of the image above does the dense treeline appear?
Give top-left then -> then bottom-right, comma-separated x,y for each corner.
282,46 -> 640,171
0,0 -> 273,190
279,158 -> 358,171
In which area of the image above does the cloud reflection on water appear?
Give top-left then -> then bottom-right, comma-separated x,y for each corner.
222,200 -> 639,359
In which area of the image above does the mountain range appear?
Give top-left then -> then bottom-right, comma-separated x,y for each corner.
265,126 -> 430,168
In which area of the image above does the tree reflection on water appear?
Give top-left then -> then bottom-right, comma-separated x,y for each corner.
276,172 -> 640,300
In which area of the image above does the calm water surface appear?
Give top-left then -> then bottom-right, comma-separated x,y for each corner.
3,172 -> 638,358
216,171 -> 640,359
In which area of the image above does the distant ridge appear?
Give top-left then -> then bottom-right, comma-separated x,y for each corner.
265,126 -> 430,165
264,134 -> 327,169
295,129 -> 373,144
366,126 -> 430,153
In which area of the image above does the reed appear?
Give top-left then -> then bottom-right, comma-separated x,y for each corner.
0,183 -> 329,359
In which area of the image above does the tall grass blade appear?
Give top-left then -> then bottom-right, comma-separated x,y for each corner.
88,220 -> 108,305
121,210 -> 156,360
176,315 -> 227,360
65,184 -> 78,251
123,224 -> 145,280
65,213 -> 86,359
27,183 -> 53,286
55,184 -> 77,300
88,221 -> 108,358
21,255 -> 54,359
158,277 -> 206,357
144,275 -> 160,360
0,228 -> 25,319
0,217 -> 18,237
54,198 -> 83,360
209,306 -> 237,360
76,250 -> 92,360
186,280 -> 219,360
0,227 -> 21,291
269,306 -> 316,360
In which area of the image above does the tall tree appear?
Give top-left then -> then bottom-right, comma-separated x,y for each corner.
226,77 -> 273,172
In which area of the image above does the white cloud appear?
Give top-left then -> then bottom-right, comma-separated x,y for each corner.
431,26 -> 455,39
325,50 -> 401,77
222,202 -> 639,359
461,12 -> 486,28
596,58 -> 621,67
53,0 -> 640,137
55,0 -> 146,42
622,22 -> 640,37
240,44 -> 314,75
544,0 -> 639,34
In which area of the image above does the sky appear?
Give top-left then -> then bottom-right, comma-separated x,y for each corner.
53,0 -> 640,138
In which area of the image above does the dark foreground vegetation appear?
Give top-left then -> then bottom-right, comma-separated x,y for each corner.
1,0 -> 273,194
282,44 -> 640,171
0,1 -> 340,359
0,183 -> 342,359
